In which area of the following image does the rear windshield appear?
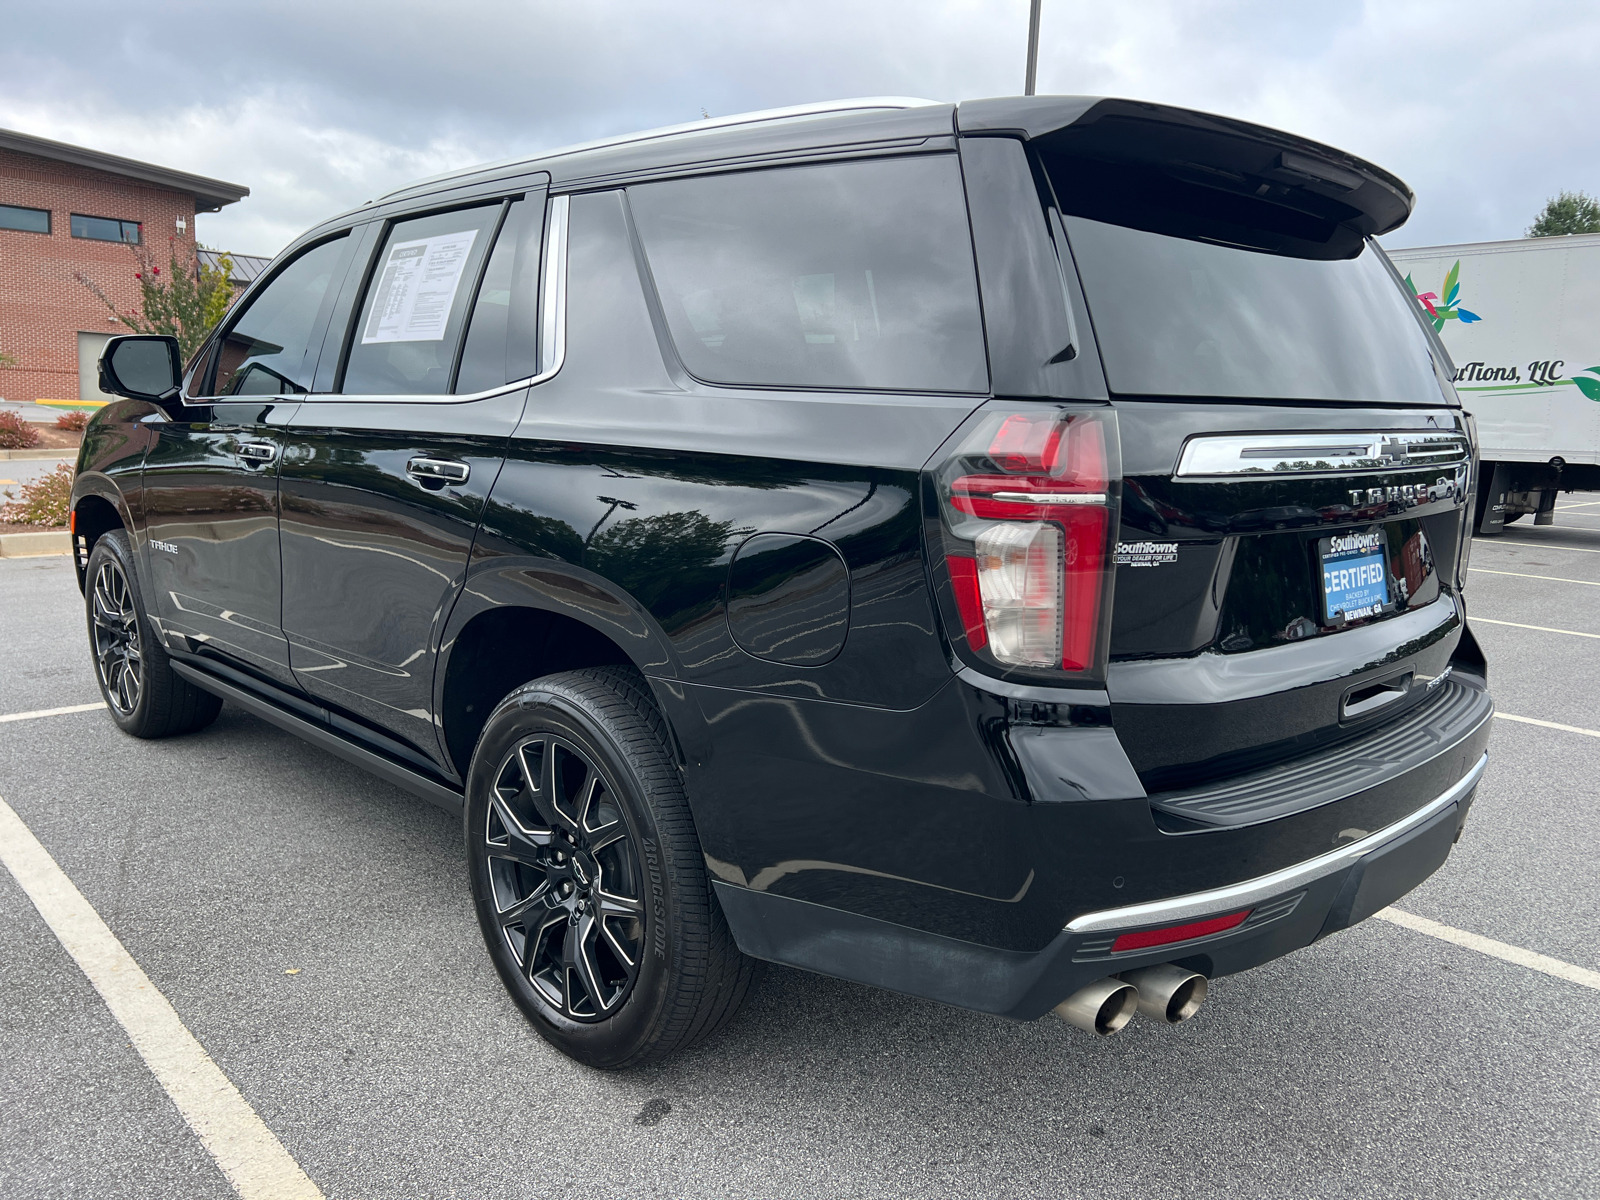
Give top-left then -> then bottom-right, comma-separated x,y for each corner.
629,155 -> 988,393
1061,216 -> 1445,404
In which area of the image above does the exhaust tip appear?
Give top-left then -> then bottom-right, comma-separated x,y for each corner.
1120,964 -> 1208,1024
1054,977 -> 1139,1036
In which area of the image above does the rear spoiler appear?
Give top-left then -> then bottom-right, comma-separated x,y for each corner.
958,96 -> 1412,258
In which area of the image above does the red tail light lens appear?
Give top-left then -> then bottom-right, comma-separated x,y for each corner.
935,407 -> 1119,678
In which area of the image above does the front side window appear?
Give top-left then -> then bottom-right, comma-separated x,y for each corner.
341,204 -> 501,396
204,235 -> 349,397
0,203 -> 50,234
71,214 -> 141,244
629,155 -> 989,393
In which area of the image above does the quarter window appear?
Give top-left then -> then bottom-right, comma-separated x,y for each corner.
628,155 -> 989,393
341,204 -> 501,396
203,235 -> 349,397
0,203 -> 50,234
71,214 -> 142,243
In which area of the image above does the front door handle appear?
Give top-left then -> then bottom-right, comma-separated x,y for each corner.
237,441 -> 278,464
406,457 -> 470,485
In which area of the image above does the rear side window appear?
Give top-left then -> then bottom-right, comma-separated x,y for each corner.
342,204 -> 501,396
206,235 -> 348,397
454,197 -> 542,394
629,155 -> 988,393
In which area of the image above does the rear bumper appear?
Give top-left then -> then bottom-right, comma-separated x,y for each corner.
716,750 -> 1486,1021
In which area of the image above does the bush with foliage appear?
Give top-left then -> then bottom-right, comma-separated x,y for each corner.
0,410 -> 40,449
77,240 -> 235,360
1,462 -> 72,526
55,409 -> 90,432
1527,191 -> 1600,238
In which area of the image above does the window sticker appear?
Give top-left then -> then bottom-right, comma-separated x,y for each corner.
362,230 -> 479,344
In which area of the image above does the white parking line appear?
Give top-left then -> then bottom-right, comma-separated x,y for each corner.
0,701 -> 106,724
1479,538 -> 1600,554
1472,617 -> 1600,639
0,794 -> 323,1200
1495,712 -> 1600,739
1554,500 -> 1600,510
1469,567 -> 1600,586
1376,908 -> 1600,993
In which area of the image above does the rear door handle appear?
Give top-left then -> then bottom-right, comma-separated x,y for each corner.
1341,674 -> 1411,720
406,457 -> 470,485
237,441 -> 278,464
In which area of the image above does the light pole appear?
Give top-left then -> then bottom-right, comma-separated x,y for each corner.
1024,0 -> 1042,96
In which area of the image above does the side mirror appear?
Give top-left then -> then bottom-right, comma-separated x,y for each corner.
98,335 -> 182,403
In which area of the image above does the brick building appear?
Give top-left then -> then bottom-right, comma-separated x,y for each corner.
0,128 -> 248,404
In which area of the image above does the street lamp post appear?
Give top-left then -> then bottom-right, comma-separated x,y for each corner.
1024,0 -> 1042,96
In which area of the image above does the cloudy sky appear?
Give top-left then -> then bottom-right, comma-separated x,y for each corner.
2,0 -> 1594,258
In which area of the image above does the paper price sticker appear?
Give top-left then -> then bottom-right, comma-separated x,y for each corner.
362,229 -> 479,344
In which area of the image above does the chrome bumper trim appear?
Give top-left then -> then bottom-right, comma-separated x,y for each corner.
1064,751 -> 1488,934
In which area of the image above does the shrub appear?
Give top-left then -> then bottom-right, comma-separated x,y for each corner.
55,409 -> 90,432
0,410 -> 39,449
1,462 -> 73,526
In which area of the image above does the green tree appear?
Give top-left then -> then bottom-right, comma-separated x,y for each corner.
77,240 -> 235,360
1526,190 -> 1600,237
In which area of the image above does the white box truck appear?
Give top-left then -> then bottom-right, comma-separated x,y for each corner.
1387,233 -> 1600,533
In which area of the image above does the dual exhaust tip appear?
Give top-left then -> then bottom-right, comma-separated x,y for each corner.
1053,964 -> 1208,1036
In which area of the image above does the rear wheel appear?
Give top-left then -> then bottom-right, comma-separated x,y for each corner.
84,531 -> 222,738
465,667 -> 756,1068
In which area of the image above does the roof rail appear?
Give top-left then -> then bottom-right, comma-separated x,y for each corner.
375,97 -> 946,201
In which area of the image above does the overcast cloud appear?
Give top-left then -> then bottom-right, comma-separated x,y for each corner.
1,0 -> 1594,258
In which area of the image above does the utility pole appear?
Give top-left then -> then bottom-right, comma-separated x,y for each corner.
1024,0 -> 1042,96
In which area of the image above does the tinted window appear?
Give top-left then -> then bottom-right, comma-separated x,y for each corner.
455,198 -> 540,393
342,204 -> 500,396
207,236 -> 348,397
71,214 -> 141,243
1061,217 -> 1444,403
629,156 -> 988,393
0,204 -> 50,234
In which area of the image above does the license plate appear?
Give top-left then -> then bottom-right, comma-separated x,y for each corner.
1320,529 -> 1390,622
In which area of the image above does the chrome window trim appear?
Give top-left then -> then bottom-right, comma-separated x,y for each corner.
1174,430 -> 1470,480
1064,751 -> 1487,934
538,194 -> 570,380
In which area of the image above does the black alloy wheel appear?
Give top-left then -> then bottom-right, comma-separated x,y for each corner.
90,557 -> 142,716
82,530 -> 222,739
484,732 -> 646,1021
465,667 -> 756,1068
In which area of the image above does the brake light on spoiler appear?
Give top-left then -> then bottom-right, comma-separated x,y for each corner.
934,407 -> 1120,678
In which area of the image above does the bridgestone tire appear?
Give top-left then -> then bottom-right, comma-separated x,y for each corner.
464,667 -> 756,1068
84,530 -> 222,739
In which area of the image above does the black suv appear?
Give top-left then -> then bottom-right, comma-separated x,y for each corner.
75,96 -> 1492,1066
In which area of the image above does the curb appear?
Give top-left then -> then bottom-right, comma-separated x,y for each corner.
0,450 -> 75,461
0,531 -> 71,557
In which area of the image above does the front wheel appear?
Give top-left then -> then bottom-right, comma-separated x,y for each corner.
464,667 -> 756,1068
84,530 -> 221,738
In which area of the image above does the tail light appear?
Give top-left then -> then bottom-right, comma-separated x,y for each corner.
932,406 -> 1120,680
1457,411 -> 1478,586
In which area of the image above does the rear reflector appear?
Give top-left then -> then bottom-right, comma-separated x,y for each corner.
945,554 -> 987,651
1110,908 -> 1252,953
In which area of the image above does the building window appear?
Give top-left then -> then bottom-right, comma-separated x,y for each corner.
71,214 -> 141,244
0,203 -> 51,234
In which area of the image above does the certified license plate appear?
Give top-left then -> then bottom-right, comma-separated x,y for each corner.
1320,529 -> 1390,622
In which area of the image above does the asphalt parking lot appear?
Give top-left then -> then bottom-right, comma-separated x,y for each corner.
2,512 -> 1598,1200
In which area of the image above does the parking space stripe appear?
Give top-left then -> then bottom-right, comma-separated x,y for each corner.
1495,712 -> 1600,739
1480,538 -> 1600,554
1472,617 -> 1600,638
0,701 -> 106,724
1375,908 -> 1600,993
0,794 -> 324,1200
1469,567 -> 1600,586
